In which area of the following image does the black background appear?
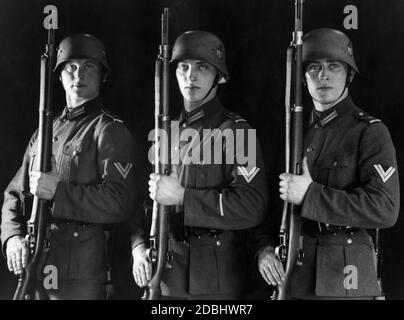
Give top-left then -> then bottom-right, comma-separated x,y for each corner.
0,0 -> 403,300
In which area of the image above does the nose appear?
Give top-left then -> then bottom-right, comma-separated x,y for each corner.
318,65 -> 329,80
186,66 -> 197,81
73,66 -> 84,79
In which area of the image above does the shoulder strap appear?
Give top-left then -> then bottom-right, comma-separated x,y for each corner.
220,111 -> 248,130
224,111 -> 247,124
354,110 -> 382,125
101,109 -> 124,124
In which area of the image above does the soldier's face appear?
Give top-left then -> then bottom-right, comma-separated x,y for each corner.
305,59 -> 348,108
60,59 -> 102,101
176,59 -> 217,103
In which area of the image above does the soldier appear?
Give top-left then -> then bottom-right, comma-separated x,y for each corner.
1,34 -> 138,299
258,28 -> 400,299
131,31 -> 268,299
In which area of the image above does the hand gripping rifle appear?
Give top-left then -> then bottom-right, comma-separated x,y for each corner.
273,0 -> 305,300
144,8 -> 171,300
13,27 -> 57,300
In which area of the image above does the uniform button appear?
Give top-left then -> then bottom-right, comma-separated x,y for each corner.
314,124 -> 319,129
347,238 -> 352,244
306,147 -> 313,153
73,231 -> 79,237
333,161 -> 338,166
182,123 -> 187,128
216,240 -> 221,246
174,146 -> 179,151
358,112 -> 364,116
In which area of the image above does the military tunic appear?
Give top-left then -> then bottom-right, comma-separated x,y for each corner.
290,96 -> 400,299
135,97 -> 268,299
1,97 -> 138,299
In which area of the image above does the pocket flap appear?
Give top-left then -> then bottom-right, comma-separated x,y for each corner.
315,243 -> 381,297
62,139 -> 88,156
319,154 -> 352,168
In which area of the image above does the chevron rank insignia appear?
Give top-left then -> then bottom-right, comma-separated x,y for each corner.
237,166 -> 260,183
114,162 -> 133,179
373,164 -> 395,183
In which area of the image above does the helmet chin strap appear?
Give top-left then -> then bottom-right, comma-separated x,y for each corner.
204,72 -> 222,99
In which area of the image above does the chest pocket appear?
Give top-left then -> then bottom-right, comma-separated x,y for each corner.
197,164 -> 226,189
317,153 -> 354,189
180,164 -> 224,189
60,138 -> 91,181
62,139 -> 89,157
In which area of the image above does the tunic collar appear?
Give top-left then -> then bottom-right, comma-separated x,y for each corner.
179,96 -> 223,126
309,96 -> 355,127
60,96 -> 102,121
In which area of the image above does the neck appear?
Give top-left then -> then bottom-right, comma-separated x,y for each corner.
184,88 -> 217,113
313,88 -> 348,112
66,93 -> 98,109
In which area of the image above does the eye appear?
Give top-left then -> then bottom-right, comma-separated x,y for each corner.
84,63 -> 98,71
177,63 -> 189,72
306,64 -> 320,73
329,63 -> 341,71
198,63 -> 209,71
64,63 -> 76,72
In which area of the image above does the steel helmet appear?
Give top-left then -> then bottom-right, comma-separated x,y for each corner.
303,28 -> 359,73
54,33 -> 110,75
171,30 -> 229,83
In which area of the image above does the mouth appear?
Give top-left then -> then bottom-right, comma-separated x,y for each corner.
317,86 -> 333,90
184,85 -> 200,90
72,83 -> 86,88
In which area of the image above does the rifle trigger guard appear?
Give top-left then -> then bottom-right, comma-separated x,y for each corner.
275,244 -> 287,262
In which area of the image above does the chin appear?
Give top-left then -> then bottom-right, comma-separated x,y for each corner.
316,93 -> 335,103
184,94 -> 200,103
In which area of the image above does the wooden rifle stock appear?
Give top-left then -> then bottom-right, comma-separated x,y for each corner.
144,8 -> 171,300
274,0 -> 304,300
13,28 -> 56,300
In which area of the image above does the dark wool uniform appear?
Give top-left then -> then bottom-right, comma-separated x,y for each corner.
1,97 -> 138,299
135,96 -> 268,299
289,96 -> 400,299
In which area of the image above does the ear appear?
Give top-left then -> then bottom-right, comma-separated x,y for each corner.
102,73 -> 108,83
215,69 -> 227,85
218,76 -> 227,84
348,69 -> 356,83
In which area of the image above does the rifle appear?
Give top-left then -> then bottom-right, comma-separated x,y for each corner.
374,228 -> 386,300
144,8 -> 171,300
273,0 -> 305,300
13,27 -> 57,300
